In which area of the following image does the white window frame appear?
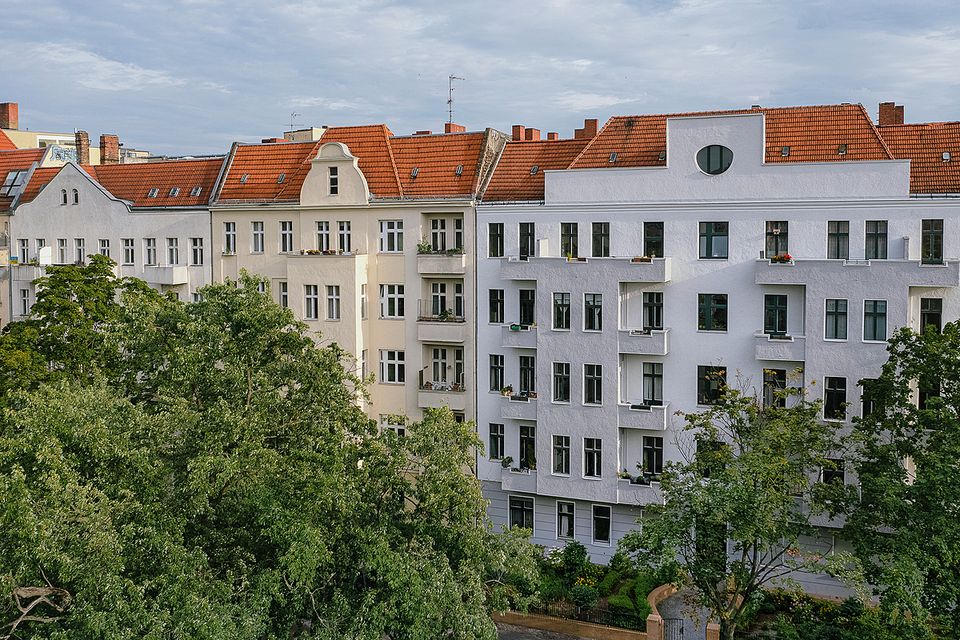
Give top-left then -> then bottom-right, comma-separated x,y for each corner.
121,238 -> 134,265
278,281 -> 288,308
556,500 -> 575,540
57,238 -> 67,264
379,220 -> 404,253
379,349 -> 405,384
379,284 -> 405,319
338,221 -> 351,253
326,285 -> 341,320
316,221 -> 330,251
98,239 -> 110,258
251,221 -> 264,253
144,238 -> 157,266
190,237 -> 204,266
591,504 -> 612,546
304,284 -> 319,320
279,221 -> 294,253
223,222 -> 236,254
74,238 -> 85,264
166,237 -> 179,265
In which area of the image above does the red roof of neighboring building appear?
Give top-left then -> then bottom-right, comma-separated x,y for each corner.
391,132 -> 487,198
879,122 -> 960,194
0,129 -> 16,151
482,138 -> 589,202
0,148 -> 45,210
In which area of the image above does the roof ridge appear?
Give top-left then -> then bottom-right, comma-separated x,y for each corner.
567,116 -> 615,168
382,124 -> 404,199
857,103 -> 894,160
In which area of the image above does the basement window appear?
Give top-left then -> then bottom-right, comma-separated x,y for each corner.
781,146 -> 790,157
169,187 -> 180,197
837,144 -> 847,155
147,188 -> 159,198
190,186 -> 203,197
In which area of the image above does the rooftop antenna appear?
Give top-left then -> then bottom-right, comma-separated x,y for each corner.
287,112 -> 301,131
447,75 -> 464,123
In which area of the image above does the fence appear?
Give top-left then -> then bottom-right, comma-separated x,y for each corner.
529,601 -> 646,631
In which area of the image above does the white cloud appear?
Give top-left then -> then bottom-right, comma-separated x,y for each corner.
288,96 -> 364,110
30,43 -> 187,92
554,92 -> 643,111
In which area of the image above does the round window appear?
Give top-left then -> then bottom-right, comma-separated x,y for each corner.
696,145 -> 733,175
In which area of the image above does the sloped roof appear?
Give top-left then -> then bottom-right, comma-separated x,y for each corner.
482,138 -> 589,202
19,157 -> 225,208
0,148 -> 45,210
879,122 -> 960,194
0,129 -> 16,151
390,132 -> 487,198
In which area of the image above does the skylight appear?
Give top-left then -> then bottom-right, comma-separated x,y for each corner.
147,188 -> 159,198
1,170 -> 25,196
169,187 -> 180,197
781,146 -> 790,157
943,152 -> 952,162
410,167 -> 419,178
190,186 -> 203,197
240,174 -> 249,183
277,173 -> 286,183
608,152 -> 618,163
530,166 -> 539,175
455,164 -> 463,176
657,150 -> 666,162
837,144 -> 847,155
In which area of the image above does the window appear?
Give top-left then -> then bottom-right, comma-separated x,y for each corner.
519,425 -> 536,469
697,365 -> 726,405
279,281 -> 289,308
921,219 -> 944,264
519,222 -> 535,259
825,299 -> 847,340
561,222 -> 578,258
489,354 -> 504,392
763,294 -> 788,336
224,222 -> 236,254
860,379 -> 878,418
553,436 -> 570,475
455,283 -> 464,318
326,285 -> 341,320
379,350 -> 405,383
167,238 -> 179,265
279,221 -> 294,253
642,436 -> 664,474
360,284 -> 367,320
98,239 -> 110,258
488,222 -> 504,257
60,189 -> 67,205
696,145 -> 733,175
379,414 -> 405,437
863,300 -> 887,341
190,186 -> 202,197
72,189 -> 79,204
379,284 -> 404,318
489,424 -> 504,460
190,238 -> 204,266
316,221 -> 330,251
643,362 -> 663,406
824,376 -> 847,420
821,459 -> 845,485
74,238 -> 85,264
17,238 -> 28,263
644,221 -> 664,258
592,505 -> 611,544
763,368 -> 787,408
919,380 -> 940,410
509,497 -> 534,530
553,293 -> 570,330
519,289 -> 535,326
827,221 -> 849,259
865,220 -> 887,260
455,218 -> 463,250
379,220 -> 404,252
553,362 -> 570,402
19,288 -> 30,316
557,502 -> 575,539
0,170 -> 25,196
584,364 -> 602,405
698,293 -> 728,331
592,222 -> 610,257
584,438 -> 602,477
338,221 -> 351,252
251,221 -> 264,253
304,284 -> 319,320
699,222 -> 728,259
328,166 -> 339,195
57,239 -> 67,264
431,348 -> 448,383
921,298 -> 943,333
431,282 -> 447,317
144,238 -> 157,266
489,289 -> 504,323
584,293 -> 602,331
765,221 -> 788,258
519,355 -> 536,394
643,292 -> 663,331
431,219 -> 447,252
122,238 -> 134,265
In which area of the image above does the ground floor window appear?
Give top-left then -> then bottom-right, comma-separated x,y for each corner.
509,496 -> 534,530
557,502 -> 575,539
592,505 -> 611,544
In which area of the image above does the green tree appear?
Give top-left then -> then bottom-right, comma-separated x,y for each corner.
620,383 -> 847,640
0,268 -> 539,639
843,323 -> 960,635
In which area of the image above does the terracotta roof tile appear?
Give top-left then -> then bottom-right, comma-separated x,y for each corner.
482,138 -> 589,202
0,129 -> 16,151
880,122 -> 960,194
390,132 -> 487,198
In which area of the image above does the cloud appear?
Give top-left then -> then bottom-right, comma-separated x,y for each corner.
554,92 -> 644,111
28,43 -> 188,92
288,96 -> 365,110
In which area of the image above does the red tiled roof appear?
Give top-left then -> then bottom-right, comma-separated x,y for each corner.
0,129 -> 15,151
879,122 -> 960,194
19,157 -> 225,208
482,138 -> 589,202
0,148 -> 45,210
390,132 -> 487,198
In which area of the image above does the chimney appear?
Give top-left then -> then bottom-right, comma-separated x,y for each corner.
414,130 -> 433,135
574,118 -> 599,140
0,102 -> 18,129
75,130 -> 90,165
547,132 -> 559,141
879,102 -> 905,126
512,125 -> 526,141
99,134 -> 120,165
444,122 -> 466,133
524,128 -> 541,141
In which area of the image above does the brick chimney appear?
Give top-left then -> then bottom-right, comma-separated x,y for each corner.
444,122 -> 466,133
574,118 -> 599,140
414,130 -> 433,135
524,128 -> 541,141
0,102 -> 18,129
99,134 -> 120,165
512,125 -> 525,141
75,130 -> 90,165
547,132 -> 559,141
879,102 -> 905,126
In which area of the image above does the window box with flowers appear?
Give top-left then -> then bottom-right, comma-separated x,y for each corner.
769,253 -> 794,264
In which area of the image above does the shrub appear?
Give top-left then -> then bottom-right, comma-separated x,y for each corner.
597,570 -> 621,597
570,584 -> 599,610
561,541 -> 589,584
538,573 -> 566,603
609,550 -> 635,576
608,594 -> 635,613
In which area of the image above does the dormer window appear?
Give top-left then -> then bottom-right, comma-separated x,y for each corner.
72,189 -> 79,204
0,170 -> 25,196
147,188 -> 159,198
329,166 -> 339,195
169,187 -> 180,197
781,146 -> 790,157
60,189 -> 68,205
240,174 -> 249,184
190,186 -> 203,197
837,144 -> 847,155
277,173 -> 286,184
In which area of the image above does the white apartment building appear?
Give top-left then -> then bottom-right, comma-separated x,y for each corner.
7,158 -> 225,319
212,124 -> 506,426
475,104 -> 960,595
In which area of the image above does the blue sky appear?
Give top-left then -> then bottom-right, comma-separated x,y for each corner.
2,0 -> 959,156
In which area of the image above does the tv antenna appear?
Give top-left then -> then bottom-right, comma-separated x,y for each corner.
447,75 -> 464,123
288,112 -> 301,131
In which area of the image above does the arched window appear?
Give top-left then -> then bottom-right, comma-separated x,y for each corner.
60,189 -> 68,205
72,189 -> 79,204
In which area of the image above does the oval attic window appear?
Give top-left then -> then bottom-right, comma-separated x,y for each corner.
696,145 -> 733,175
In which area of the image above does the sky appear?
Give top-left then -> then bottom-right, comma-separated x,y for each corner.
2,0 -> 960,156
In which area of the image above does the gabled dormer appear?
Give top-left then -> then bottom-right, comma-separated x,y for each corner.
300,142 -> 369,206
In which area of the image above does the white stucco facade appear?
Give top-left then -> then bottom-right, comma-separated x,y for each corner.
476,113 -> 960,593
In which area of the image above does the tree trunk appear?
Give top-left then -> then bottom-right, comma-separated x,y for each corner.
720,620 -> 737,640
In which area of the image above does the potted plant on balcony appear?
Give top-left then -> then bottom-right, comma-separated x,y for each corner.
500,385 -> 513,396
500,456 -> 513,469
438,308 -> 454,321
631,255 -> 653,263
617,469 -> 632,480
417,241 -> 433,255
770,253 -> 793,264
527,391 -> 538,399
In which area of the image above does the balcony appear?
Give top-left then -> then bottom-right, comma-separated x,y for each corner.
616,478 -> 663,506
501,324 -> 538,348
618,328 -> 670,355
143,265 -> 189,286
500,393 -> 538,420
755,258 -> 960,288
501,467 -> 538,493
417,251 -> 466,276
499,256 -> 671,283
417,318 -> 467,343
418,380 -> 466,411
754,332 -> 806,362
617,403 -> 670,430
